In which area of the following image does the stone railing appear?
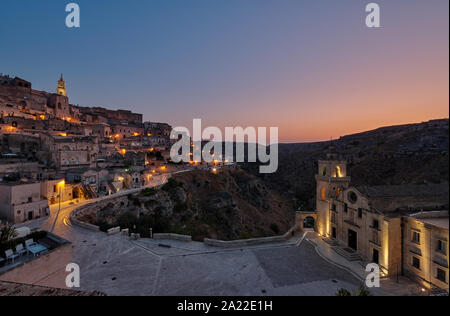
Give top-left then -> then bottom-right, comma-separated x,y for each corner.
153,233 -> 192,242
204,226 -> 298,248
69,207 -> 100,232
69,174 -> 171,232
70,196 -> 127,232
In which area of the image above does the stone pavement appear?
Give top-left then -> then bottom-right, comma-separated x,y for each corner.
306,233 -> 366,281
305,232 -> 427,296
12,180 -> 429,296
74,232 -> 362,296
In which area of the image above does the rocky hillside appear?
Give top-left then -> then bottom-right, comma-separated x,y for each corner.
243,119 -> 449,211
91,168 -> 295,241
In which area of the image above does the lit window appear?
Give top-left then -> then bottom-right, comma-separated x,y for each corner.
336,166 -> 343,178
320,187 -> 326,201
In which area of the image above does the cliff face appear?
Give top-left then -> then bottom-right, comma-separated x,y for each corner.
91,119 -> 448,239
93,169 -> 295,241
173,169 -> 295,240
243,119 -> 449,211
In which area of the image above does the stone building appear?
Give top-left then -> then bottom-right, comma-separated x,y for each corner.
87,122 -> 112,139
75,106 -> 143,126
307,148 -> 449,292
402,211 -> 449,291
0,75 -> 72,121
0,181 -> 49,224
143,122 -> 172,138
0,74 -> 144,128
0,76 -> 47,119
0,133 -> 40,158
39,134 -> 99,170
40,179 -> 78,205
111,124 -> 144,140
66,168 -> 110,198
0,72 -> 173,222
0,160 -> 45,182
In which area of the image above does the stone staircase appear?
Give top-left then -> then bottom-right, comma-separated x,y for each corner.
107,181 -> 118,194
331,246 -> 362,261
322,238 -> 338,247
82,184 -> 98,199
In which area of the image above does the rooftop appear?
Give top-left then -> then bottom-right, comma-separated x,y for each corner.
419,217 -> 449,230
410,210 -> 449,230
0,281 -> 105,296
0,179 -> 39,186
355,183 -> 449,199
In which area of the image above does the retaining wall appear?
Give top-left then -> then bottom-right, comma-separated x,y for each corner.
153,233 -> 192,242
204,226 -> 298,248
70,197 -> 127,232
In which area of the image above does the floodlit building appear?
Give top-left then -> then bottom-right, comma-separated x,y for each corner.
301,147 -> 449,293
403,212 -> 449,292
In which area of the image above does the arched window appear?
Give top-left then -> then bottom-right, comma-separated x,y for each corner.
321,166 -> 327,176
336,166 -> 343,178
321,187 -> 326,201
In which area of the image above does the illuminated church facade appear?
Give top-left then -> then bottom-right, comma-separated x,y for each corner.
301,147 -> 450,293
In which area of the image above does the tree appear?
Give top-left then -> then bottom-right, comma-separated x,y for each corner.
336,286 -> 371,297
0,225 -> 18,244
336,288 -> 352,296
354,285 -> 371,296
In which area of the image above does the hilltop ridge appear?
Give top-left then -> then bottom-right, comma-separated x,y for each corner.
243,119 -> 449,211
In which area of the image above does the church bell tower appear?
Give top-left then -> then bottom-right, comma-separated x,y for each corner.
315,143 -> 351,237
57,74 -> 67,96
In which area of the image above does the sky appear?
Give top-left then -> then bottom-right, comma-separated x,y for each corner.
0,0 -> 448,143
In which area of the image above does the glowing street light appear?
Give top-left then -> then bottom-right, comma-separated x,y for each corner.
58,180 -> 65,214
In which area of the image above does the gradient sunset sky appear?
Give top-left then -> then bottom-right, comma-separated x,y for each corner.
1,0 -> 448,143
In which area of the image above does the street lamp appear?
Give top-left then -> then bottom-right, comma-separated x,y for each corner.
58,180 -> 65,214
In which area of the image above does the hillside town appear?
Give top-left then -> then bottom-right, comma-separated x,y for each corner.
0,74 -> 179,224
0,74 -> 448,296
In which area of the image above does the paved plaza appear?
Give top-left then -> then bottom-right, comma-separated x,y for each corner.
18,194 -> 425,296
72,231 -> 363,296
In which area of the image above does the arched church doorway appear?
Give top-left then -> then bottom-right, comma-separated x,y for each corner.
303,216 -> 315,229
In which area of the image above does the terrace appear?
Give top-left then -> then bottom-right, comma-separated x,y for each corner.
0,231 -> 70,275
